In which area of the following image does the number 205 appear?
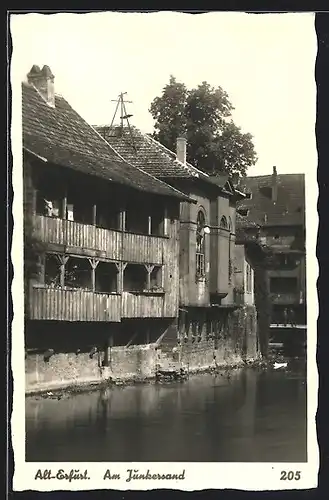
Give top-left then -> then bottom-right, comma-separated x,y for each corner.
280,471 -> 301,481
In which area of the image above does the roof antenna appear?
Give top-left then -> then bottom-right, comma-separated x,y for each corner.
107,92 -> 137,153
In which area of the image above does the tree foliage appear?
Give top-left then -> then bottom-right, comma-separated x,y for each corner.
149,76 -> 257,178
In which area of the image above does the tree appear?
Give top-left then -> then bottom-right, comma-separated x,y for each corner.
149,76 -> 257,178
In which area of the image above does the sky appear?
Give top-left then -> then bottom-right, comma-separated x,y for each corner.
10,11 -> 317,176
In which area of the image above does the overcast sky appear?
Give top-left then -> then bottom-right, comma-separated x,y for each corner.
10,11 -> 317,176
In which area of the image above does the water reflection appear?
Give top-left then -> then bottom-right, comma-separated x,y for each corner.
26,365 -> 307,462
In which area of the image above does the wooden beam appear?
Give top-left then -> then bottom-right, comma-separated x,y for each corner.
120,209 -> 126,232
88,258 -> 99,291
62,191 -> 67,220
58,255 -> 69,287
163,207 -> 169,236
148,215 -> 152,236
92,204 -> 97,226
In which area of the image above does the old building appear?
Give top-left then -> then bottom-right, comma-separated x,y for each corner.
23,65 -> 191,390
236,167 -> 306,351
96,125 -> 259,367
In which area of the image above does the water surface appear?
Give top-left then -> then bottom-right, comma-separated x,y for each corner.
26,364 -> 307,462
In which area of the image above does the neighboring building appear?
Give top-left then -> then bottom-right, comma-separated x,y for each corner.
96,125 -> 259,365
23,65 -> 191,390
236,166 -> 306,350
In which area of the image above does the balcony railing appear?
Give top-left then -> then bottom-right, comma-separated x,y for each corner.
122,232 -> 163,265
33,215 -> 165,264
122,292 -> 164,318
29,286 -> 121,322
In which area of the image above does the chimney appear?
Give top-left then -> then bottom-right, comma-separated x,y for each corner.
27,64 -> 55,107
176,137 -> 187,165
272,165 -> 278,202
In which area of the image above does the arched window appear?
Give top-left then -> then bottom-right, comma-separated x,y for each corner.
220,216 -> 228,229
196,210 -> 206,278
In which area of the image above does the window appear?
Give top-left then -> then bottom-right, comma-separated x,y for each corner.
65,257 -> 92,290
44,254 -> 61,286
196,210 -> 206,278
125,202 -> 165,236
95,262 -> 118,293
220,216 -> 228,229
245,263 -> 253,293
228,217 -> 233,283
96,201 -> 120,230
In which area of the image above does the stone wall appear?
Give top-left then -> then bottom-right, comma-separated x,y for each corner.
25,344 -> 159,394
25,305 -> 259,393
174,305 -> 259,373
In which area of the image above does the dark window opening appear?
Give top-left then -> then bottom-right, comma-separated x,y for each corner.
123,264 -> 147,292
45,254 -> 61,286
65,257 -> 92,290
270,277 -> 298,294
125,204 -> 149,235
96,202 -> 120,230
150,266 -> 163,291
66,199 -> 93,225
95,262 -> 118,294
151,208 -> 165,236
125,203 -> 165,236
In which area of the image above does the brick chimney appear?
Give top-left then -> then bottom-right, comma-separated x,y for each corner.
272,165 -> 278,202
176,137 -> 187,165
27,64 -> 55,107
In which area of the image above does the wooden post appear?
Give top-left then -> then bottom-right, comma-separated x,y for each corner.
163,207 -> 169,236
121,262 -> 128,292
62,191 -> 67,220
145,264 -> 154,290
88,258 -> 99,292
59,255 -> 69,287
92,204 -> 97,226
114,262 -> 121,293
120,209 -> 126,232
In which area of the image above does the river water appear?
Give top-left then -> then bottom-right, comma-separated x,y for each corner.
25,362 -> 307,463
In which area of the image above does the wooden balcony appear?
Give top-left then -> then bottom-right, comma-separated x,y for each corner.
122,232 -> 164,265
122,291 -> 164,318
29,286 -> 121,322
33,215 -> 166,263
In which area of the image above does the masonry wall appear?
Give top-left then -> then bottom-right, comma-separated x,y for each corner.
25,344 -> 159,393
176,305 -> 259,372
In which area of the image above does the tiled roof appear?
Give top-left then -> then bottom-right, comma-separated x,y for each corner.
95,125 -> 205,179
22,82 -> 190,201
236,173 -> 305,228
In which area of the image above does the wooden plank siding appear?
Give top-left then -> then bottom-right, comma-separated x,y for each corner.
29,216 -> 178,321
30,286 -> 121,322
122,232 -> 163,264
121,292 -> 164,318
34,215 -> 121,259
